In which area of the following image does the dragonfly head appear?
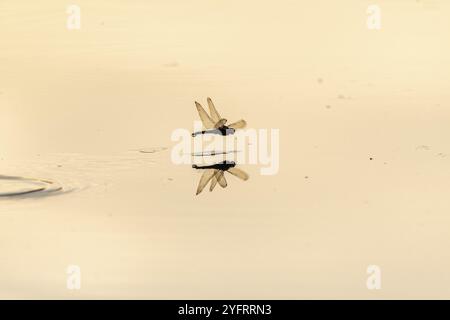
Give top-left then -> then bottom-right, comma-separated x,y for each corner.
225,127 -> 235,135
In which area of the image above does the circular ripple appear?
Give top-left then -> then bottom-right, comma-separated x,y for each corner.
0,175 -> 62,198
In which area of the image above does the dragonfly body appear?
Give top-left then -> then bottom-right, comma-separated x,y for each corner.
192,160 -> 236,171
191,126 -> 236,137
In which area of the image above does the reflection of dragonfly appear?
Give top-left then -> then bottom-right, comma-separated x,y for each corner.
189,150 -> 241,157
192,98 -> 246,137
192,161 -> 249,195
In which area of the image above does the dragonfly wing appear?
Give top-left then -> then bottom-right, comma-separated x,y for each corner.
227,167 -> 249,181
228,119 -> 247,129
195,101 -> 215,129
214,118 -> 227,129
216,171 -> 227,188
207,97 -> 222,123
196,169 -> 216,195
209,170 -> 219,192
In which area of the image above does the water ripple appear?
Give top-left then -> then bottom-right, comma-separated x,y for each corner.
0,175 -> 62,198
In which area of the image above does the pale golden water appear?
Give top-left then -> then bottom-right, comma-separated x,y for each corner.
1,0 -> 450,298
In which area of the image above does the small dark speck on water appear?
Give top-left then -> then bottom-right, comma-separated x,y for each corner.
416,145 -> 430,151
139,147 -> 168,154
163,62 -> 179,68
369,157 -> 373,160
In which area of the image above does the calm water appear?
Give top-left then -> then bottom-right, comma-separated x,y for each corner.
1,0 -> 450,298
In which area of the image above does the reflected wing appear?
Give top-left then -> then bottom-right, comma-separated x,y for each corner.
216,171 -> 227,188
207,97 -> 222,123
195,101 -> 215,129
214,118 -> 227,129
228,120 -> 247,129
210,170 -> 227,191
196,169 -> 216,195
227,167 -> 249,181
209,170 -> 219,192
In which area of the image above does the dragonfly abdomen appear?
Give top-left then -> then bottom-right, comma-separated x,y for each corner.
192,129 -> 224,137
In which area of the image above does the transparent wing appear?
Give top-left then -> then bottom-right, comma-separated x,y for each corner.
214,118 -> 227,129
207,97 -> 222,123
196,169 -> 216,195
216,171 -> 227,188
227,167 -> 249,181
209,170 -> 219,192
228,119 -> 247,129
195,101 -> 215,129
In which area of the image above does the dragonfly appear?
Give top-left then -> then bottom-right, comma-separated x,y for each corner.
192,161 -> 249,195
191,97 -> 247,137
